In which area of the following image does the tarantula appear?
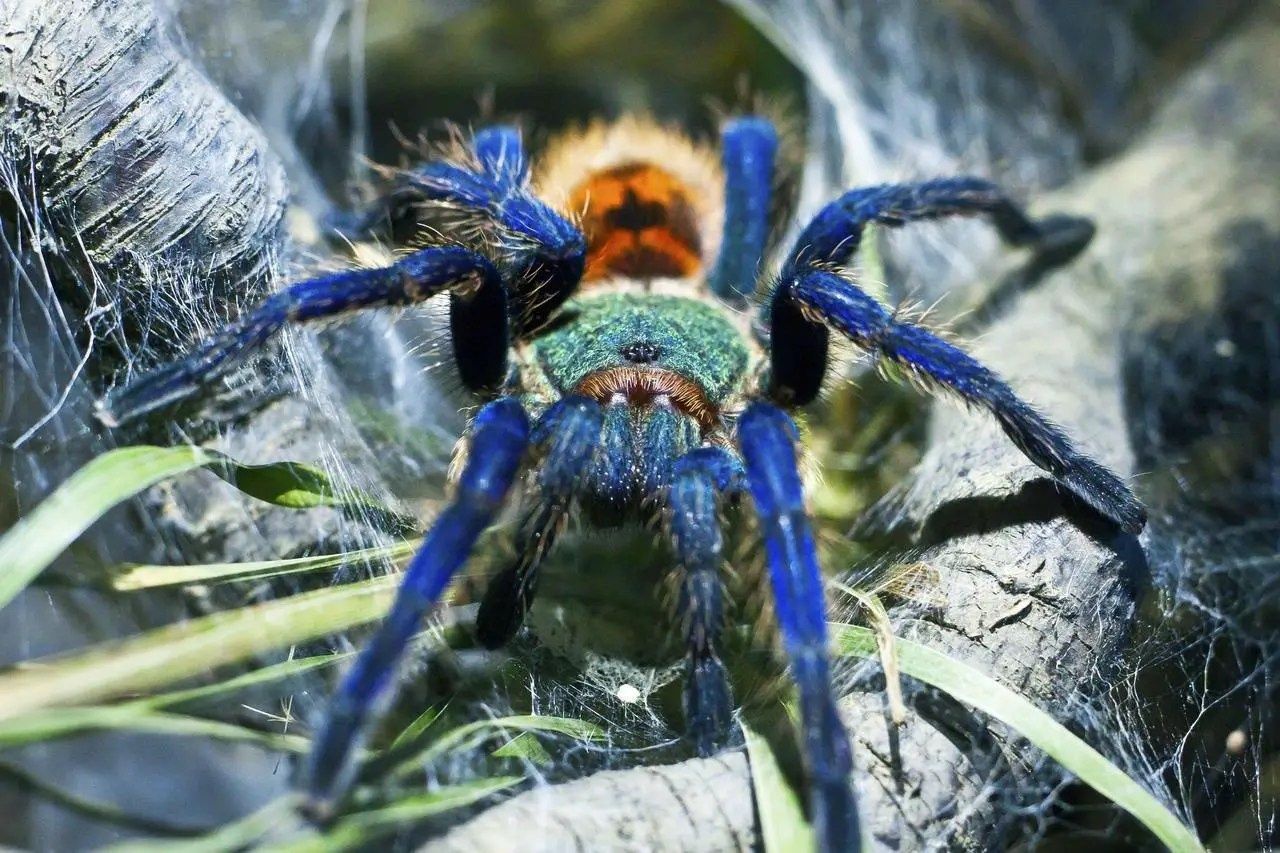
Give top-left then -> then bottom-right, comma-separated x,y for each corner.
99,114 -> 1145,851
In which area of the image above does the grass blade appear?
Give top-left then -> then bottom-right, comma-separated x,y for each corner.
104,797 -> 301,852
0,446 -> 213,610
267,777 -> 522,853
0,760 -> 208,838
0,706 -> 308,752
389,715 -> 604,780
127,652 -> 349,711
832,624 -> 1205,853
742,722 -> 815,853
0,445 -> 411,609
0,576 -> 399,722
833,582 -> 906,725
112,540 -> 420,591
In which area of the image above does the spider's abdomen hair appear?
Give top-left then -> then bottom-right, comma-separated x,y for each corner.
572,163 -> 703,280
536,116 -> 724,286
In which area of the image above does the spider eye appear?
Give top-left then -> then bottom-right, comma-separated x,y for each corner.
619,341 -> 663,364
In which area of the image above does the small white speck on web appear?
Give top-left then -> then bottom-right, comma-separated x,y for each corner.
1215,338 -> 1237,357
615,684 -> 641,704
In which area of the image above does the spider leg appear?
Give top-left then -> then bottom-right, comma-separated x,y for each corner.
330,124 -> 584,333
471,125 -> 528,187
709,116 -> 778,302
668,446 -> 745,756
324,124 -> 528,239
475,396 -> 604,649
772,268 -> 1146,533
737,402 -> 859,853
400,126 -> 585,333
784,177 -> 1095,275
97,246 -> 504,426
302,396 -> 530,816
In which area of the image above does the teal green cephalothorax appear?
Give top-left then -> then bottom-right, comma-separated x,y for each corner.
519,288 -> 760,511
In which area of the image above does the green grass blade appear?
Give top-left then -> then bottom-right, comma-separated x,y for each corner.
126,652 -> 349,711
104,796 -> 301,852
0,444 -> 412,609
831,624 -> 1205,853
112,540 -> 420,591
0,446 -> 214,610
389,715 -> 605,780
0,760 -> 208,838
388,704 -> 445,752
0,706 -> 308,752
491,731 -> 553,765
267,777 -> 523,853
0,576 -> 399,722
742,722 -> 815,853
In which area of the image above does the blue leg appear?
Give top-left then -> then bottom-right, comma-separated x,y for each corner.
668,447 -> 745,755
710,116 -> 778,302
475,396 -> 604,649
403,127 -> 585,334
777,269 -> 1146,533
326,124 -> 528,238
737,403 -> 859,853
471,125 -> 528,188
302,397 -> 530,816
98,246 -> 503,426
784,177 -> 1094,275
328,125 -> 584,334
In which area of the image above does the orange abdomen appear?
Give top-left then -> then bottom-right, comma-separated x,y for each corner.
571,163 -> 703,281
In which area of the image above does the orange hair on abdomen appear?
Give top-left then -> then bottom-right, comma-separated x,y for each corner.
536,116 -> 724,285
571,163 -> 702,281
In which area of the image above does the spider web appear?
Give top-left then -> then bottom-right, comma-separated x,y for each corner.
1,0 -> 1275,849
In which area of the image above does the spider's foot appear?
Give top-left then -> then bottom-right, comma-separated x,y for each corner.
1059,456 -> 1148,535
1029,213 -> 1096,269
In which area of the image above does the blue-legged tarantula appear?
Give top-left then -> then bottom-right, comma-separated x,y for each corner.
100,113 -> 1144,851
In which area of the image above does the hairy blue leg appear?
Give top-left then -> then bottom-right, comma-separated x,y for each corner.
302,397 -> 530,816
784,177 -> 1094,275
710,116 -> 778,302
405,130 -> 585,334
737,403 -> 859,853
326,124 -> 528,237
668,447 -> 745,755
778,269 -> 1146,533
329,125 -> 583,333
471,125 -> 527,188
98,246 -> 503,426
639,406 -> 700,496
475,396 -> 604,649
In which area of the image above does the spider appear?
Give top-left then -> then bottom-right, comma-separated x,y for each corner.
98,113 -> 1145,852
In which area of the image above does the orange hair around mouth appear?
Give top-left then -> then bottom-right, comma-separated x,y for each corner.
571,163 -> 703,281
574,366 -> 717,431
